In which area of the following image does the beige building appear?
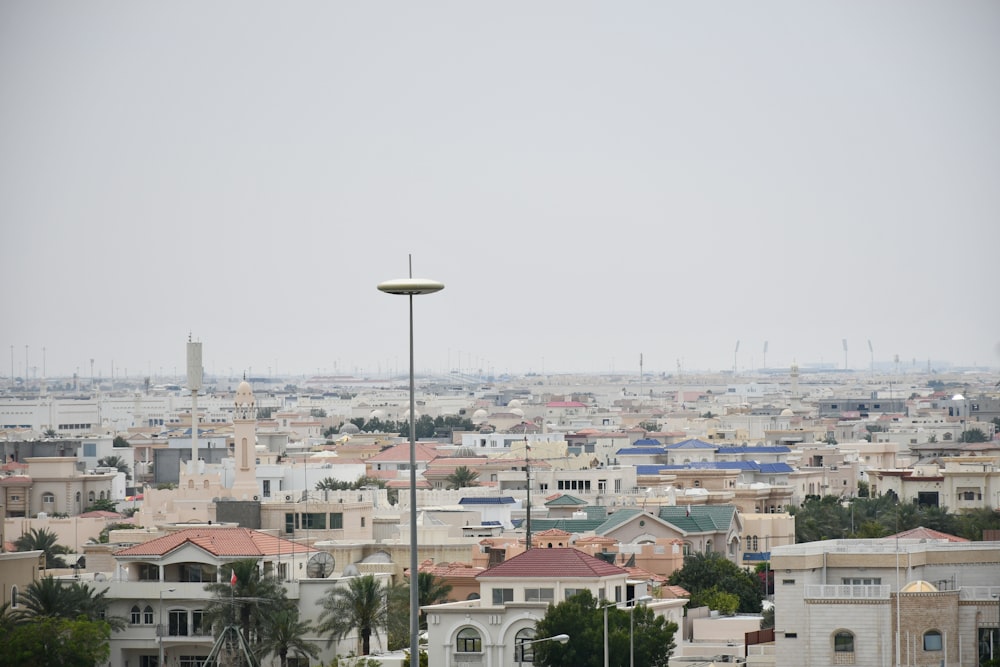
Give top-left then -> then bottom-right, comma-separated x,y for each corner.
873,456 -> 1000,509
771,538 -> 1000,667
0,457 -> 118,517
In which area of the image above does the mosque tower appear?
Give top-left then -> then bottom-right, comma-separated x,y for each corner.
231,378 -> 259,499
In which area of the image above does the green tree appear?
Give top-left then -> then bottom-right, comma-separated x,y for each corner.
317,574 -> 387,656
43,428 -> 58,438
956,507 -> 1000,541
17,576 -> 124,630
0,615 -> 110,667
203,559 -> 289,651
83,498 -> 119,513
668,551 -> 762,614
97,455 -> 130,476
14,528 -> 69,568
445,466 -> 480,490
112,435 -> 129,448
958,427 -> 987,443
258,607 -> 320,667
532,590 -> 677,667
691,587 -> 739,615
761,605 -> 774,629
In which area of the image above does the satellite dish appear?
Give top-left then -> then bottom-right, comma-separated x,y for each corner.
307,552 -> 335,578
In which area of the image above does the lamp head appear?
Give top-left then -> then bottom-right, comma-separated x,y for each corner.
553,633 -> 570,644
377,278 -> 444,296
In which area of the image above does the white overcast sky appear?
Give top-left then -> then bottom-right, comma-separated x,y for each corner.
2,2 -> 998,380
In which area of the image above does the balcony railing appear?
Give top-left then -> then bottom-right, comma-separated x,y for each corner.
804,585 -> 890,600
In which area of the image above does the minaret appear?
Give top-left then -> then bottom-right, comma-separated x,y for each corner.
231,377 -> 259,499
187,338 -> 203,474
790,362 -> 800,411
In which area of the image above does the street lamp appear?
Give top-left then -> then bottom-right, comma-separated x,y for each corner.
603,595 -> 653,667
377,261 -> 444,666
629,595 -> 653,667
516,633 -> 570,663
158,586 -> 175,667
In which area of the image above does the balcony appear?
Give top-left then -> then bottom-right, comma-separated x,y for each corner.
453,653 -> 484,664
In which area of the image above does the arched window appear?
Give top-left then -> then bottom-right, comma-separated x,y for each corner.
75,491 -> 81,504
10,586 -> 18,608
130,605 -> 141,624
188,479 -> 195,489
456,627 -> 482,653
515,627 -> 536,663
751,536 -> 759,551
143,605 -> 154,625
923,630 -> 942,651
834,630 -> 855,663
705,539 -> 712,553
42,492 -> 55,504
99,490 -> 106,500
88,491 -> 96,502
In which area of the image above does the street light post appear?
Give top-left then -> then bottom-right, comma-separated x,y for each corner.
516,633 -> 570,663
603,595 -> 654,667
378,260 -> 444,667
630,595 -> 653,667
158,586 -> 175,667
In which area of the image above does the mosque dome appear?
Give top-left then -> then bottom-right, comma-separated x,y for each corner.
507,399 -> 523,409
235,380 -> 254,406
403,409 -> 421,420
472,409 -> 488,422
900,580 -> 938,593
510,408 -> 525,417
368,409 -> 386,420
780,408 -> 794,416
339,423 -> 360,435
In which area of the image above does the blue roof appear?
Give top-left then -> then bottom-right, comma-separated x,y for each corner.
636,465 -> 667,475
665,438 -> 716,450
758,463 -> 795,474
716,446 -> 791,454
742,552 -> 771,561
633,438 -> 662,446
616,447 -> 666,456
482,520 -> 502,526
459,496 -> 516,505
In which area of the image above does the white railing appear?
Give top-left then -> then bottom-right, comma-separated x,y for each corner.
804,584 -> 890,599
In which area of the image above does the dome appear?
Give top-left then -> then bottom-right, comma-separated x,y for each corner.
472,409 -> 488,421
339,423 -> 360,434
510,407 -> 524,417
368,409 -> 386,420
507,399 -> 523,408
780,408 -> 794,416
235,380 -> 254,406
403,409 -> 421,420
452,446 -> 476,458
900,580 -> 938,593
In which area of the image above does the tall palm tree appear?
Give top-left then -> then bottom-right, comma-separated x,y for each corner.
97,455 -> 130,478
317,574 -> 387,656
14,528 -> 69,568
203,559 -> 289,650
258,607 -> 320,667
445,466 -> 479,489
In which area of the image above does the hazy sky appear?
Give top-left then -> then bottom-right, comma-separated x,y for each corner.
2,2 -> 999,380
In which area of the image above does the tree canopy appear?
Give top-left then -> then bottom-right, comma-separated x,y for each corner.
445,465 -> 480,489
14,528 -> 70,568
317,574 -> 388,656
532,590 -> 677,667
667,551 -> 762,614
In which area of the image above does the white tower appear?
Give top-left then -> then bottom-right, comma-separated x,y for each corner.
231,379 -> 259,499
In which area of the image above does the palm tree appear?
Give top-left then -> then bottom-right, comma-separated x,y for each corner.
258,607 -> 320,667
203,559 -> 289,650
14,527 -> 69,568
97,455 -> 130,478
17,575 -> 125,629
317,574 -> 387,656
415,572 -> 452,629
445,465 -> 480,489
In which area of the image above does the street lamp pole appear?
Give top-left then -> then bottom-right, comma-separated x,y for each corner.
630,595 -> 653,667
158,586 -> 175,667
603,595 -> 653,667
516,633 -> 570,663
378,259 -> 444,666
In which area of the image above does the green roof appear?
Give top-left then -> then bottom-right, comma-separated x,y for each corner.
544,494 -> 588,507
529,518 -> 606,533
594,508 -> 643,534
657,505 -> 736,533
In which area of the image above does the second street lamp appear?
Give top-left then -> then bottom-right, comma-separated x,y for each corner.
377,261 -> 444,666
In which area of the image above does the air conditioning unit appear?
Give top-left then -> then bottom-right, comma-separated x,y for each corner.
285,494 -> 293,501
252,495 -> 260,501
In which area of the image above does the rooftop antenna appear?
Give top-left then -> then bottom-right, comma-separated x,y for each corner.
187,336 -> 203,474
842,339 -> 848,371
867,339 -> 874,376
762,341 -> 769,371
733,340 -> 740,376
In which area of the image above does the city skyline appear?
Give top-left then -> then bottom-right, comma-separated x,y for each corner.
3,2 -> 999,379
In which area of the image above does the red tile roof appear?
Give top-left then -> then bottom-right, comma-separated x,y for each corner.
113,527 -> 316,558
477,547 -> 627,580
882,526 -> 969,543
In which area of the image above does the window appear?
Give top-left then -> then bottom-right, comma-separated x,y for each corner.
11,586 -> 17,608
492,588 -> 514,604
302,513 -> 326,529
262,480 -> 271,497
131,605 -> 142,624
834,631 -> 855,664
192,610 -> 205,636
144,605 -> 154,625
168,610 -> 188,636
782,579 -> 795,585
89,491 -> 96,502
457,627 -> 482,653
42,492 -> 55,504
515,627 -> 536,663
564,588 -> 586,600
329,512 -> 343,529
923,630 -> 942,651
842,578 -> 881,586
786,632 -> 797,638
285,513 -> 295,534
525,588 -> 554,603
361,516 -> 366,528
